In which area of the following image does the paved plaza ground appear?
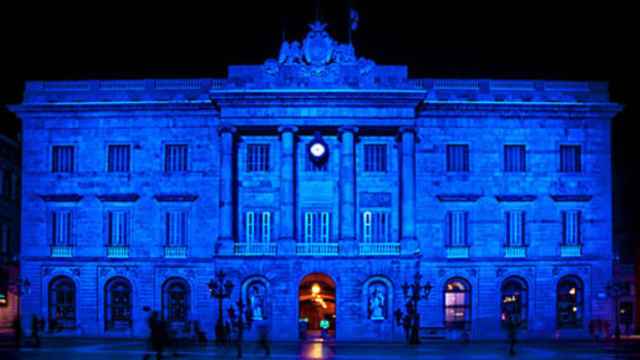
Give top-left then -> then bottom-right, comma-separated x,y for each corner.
2,336 -> 640,360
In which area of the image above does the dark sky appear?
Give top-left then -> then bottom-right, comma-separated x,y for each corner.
1,2 -> 637,260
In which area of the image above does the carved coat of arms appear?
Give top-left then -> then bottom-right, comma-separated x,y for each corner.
303,21 -> 335,66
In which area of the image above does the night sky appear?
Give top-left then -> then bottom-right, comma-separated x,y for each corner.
1,2 -> 637,261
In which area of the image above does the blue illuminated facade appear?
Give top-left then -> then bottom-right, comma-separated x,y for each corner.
10,23 -> 622,341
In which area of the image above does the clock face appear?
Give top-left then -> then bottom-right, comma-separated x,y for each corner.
310,143 -> 326,157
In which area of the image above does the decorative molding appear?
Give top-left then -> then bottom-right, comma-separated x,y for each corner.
359,192 -> 392,207
495,195 -> 537,202
550,194 -> 592,202
436,194 -> 482,202
96,193 -> 140,202
39,194 -> 83,202
217,125 -> 237,135
153,194 -> 198,202
277,125 -> 299,134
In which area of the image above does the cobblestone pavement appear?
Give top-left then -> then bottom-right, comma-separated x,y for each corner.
1,337 -> 640,359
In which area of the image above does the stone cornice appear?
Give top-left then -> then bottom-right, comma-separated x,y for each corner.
418,101 -> 622,119
39,194 -> 83,202
153,194 -> 199,202
436,194 -> 483,202
495,195 -> 537,202
550,194 -> 593,202
96,194 -> 140,202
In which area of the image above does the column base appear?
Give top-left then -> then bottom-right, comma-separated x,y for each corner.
401,237 -> 419,256
215,238 -> 234,256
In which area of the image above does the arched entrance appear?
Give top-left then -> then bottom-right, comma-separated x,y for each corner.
299,273 -> 336,339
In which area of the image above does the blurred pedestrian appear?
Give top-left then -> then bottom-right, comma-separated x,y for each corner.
31,314 -> 41,347
257,322 -> 271,357
11,316 -> 22,348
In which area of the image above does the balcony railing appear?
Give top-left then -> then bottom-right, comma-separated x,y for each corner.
446,246 -> 469,259
51,246 -> 74,257
359,242 -> 401,256
165,246 -> 188,258
296,243 -> 339,256
234,243 -> 278,256
504,246 -> 527,258
560,244 -> 582,257
107,246 -> 129,258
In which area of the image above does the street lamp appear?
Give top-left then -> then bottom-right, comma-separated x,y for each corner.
208,270 -> 234,345
395,272 -> 432,345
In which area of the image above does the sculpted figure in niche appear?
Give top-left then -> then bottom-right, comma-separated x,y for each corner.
249,284 -> 265,320
369,283 -> 386,320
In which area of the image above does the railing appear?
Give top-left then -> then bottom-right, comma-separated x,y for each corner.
107,246 -> 129,258
359,242 -> 401,256
296,243 -> 339,256
51,246 -> 74,257
504,246 -> 527,258
560,244 -> 582,257
234,243 -> 278,256
165,246 -> 188,258
446,247 -> 469,259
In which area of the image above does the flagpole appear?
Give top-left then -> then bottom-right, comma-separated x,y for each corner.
348,0 -> 352,44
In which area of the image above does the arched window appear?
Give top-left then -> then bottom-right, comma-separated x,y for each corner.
557,276 -> 584,328
105,277 -> 132,330
501,277 -> 528,327
444,278 -> 471,329
163,278 -> 189,325
48,276 -> 76,330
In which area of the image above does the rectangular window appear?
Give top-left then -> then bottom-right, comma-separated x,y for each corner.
52,145 -> 75,173
504,145 -> 526,172
52,210 -> 73,246
108,145 -> 131,172
246,144 -> 270,172
446,211 -> 469,246
446,145 -> 469,172
364,144 -> 387,172
362,211 -> 391,243
560,145 -> 581,172
303,211 -> 331,243
164,144 -> 188,172
506,211 -> 526,246
108,211 -> 130,246
245,211 -> 272,243
562,210 -> 582,245
165,211 -> 188,246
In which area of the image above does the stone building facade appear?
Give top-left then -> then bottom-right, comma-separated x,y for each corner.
11,23 -> 622,340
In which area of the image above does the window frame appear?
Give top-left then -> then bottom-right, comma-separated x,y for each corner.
503,144 -> 526,173
51,144 -> 76,173
48,276 -> 76,330
363,143 -> 388,173
106,144 -> 132,173
164,144 -> 189,173
500,276 -> 529,328
302,210 -> 332,243
446,144 -> 470,173
445,211 -> 469,247
559,144 -> 582,173
443,278 -> 472,330
105,209 -> 132,247
562,210 -> 582,245
505,210 -> 526,247
246,143 -> 271,173
556,276 -> 584,329
104,277 -> 133,331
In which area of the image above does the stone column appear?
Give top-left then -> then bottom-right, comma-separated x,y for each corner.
339,126 -> 358,256
278,126 -> 298,255
217,125 -> 236,255
400,127 -> 418,254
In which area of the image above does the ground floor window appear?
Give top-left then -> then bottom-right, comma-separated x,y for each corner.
48,276 -> 75,330
105,277 -> 132,330
444,278 -> 471,329
557,275 -> 583,328
163,278 -> 189,324
501,277 -> 528,327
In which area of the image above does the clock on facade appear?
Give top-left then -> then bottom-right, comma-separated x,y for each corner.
308,131 -> 329,164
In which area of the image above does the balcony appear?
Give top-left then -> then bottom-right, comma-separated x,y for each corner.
359,242 -> 401,256
107,246 -> 129,258
51,246 -> 74,257
296,243 -> 339,256
560,244 -> 582,257
164,246 -> 187,258
446,246 -> 469,259
504,246 -> 527,258
234,242 -> 277,256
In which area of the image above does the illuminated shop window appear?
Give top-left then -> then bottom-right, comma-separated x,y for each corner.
557,276 -> 584,328
501,277 -> 528,327
444,278 -> 471,329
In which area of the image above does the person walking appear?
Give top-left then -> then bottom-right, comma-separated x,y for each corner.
506,314 -> 520,357
257,322 -> 271,357
11,316 -> 22,349
31,315 -> 41,347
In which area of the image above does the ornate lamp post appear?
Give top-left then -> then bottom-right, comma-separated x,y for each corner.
395,272 -> 432,345
208,270 -> 234,345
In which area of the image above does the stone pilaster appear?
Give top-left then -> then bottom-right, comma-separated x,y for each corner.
399,127 -> 418,255
278,126 -> 298,255
339,126 -> 358,256
216,125 -> 236,255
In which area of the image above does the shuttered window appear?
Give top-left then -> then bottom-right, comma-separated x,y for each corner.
247,144 -> 270,172
364,144 -> 387,172
165,145 -> 188,172
504,145 -> 526,172
303,211 -> 331,243
52,146 -> 75,173
446,211 -> 469,246
166,211 -> 188,246
560,145 -> 581,172
245,211 -> 272,243
446,145 -> 469,172
108,211 -> 130,246
562,210 -> 582,245
362,211 -> 391,243
108,145 -> 131,172
506,211 -> 526,246
52,210 -> 73,246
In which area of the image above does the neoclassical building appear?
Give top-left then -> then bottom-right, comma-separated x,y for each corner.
11,22 -> 622,341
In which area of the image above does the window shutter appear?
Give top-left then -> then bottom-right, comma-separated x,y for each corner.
445,212 -> 452,247
464,212 -> 470,246
521,212 -> 527,246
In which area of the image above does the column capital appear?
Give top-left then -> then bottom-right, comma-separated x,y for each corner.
338,126 -> 359,135
217,125 -> 237,135
398,126 -> 417,135
277,125 -> 299,134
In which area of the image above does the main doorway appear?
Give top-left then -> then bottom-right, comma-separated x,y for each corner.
298,273 -> 336,339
